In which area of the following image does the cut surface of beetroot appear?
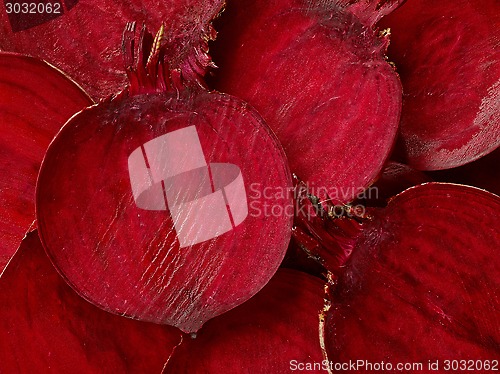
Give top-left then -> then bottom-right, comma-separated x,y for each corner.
324,183 -> 500,367
210,0 -> 402,203
0,231 -> 182,373
164,269 -> 325,373
0,0 -> 224,99
36,26 -> 293,333
379,0 -> 500,170
0,52 -> 92,274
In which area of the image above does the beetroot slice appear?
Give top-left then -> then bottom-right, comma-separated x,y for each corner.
0,52 -> 91,274
210,0 -> 401,204
0,231 -> 182,373
0,0 -> 224,99
379,0 -> 500,170
36,25 -> 293,333
163,269 -> 325,373
324,183 -> 500,367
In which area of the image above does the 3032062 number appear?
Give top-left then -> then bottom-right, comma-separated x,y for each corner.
5,2 -> 61,14
444,360 -> 499,371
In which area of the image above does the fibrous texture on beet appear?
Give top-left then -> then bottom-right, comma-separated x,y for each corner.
324,183 -> 500,366
164,269 -> 325,373
0,52 -> 91,274
0,0 -> 224,99
379,0 -> 500,170
210,0 -> 402,203
36,25 -> 293,333
0,231 -> 182,373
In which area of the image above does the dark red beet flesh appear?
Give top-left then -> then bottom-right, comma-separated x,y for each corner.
324,183 -> 500,368
36,26 -> 293,333
281,235 -> 328,279
428,148 -> 500,197
356,161 -> 432,207
164,269 -> 325,373
0,231 -> 182,373
5,1 -> 498,368
210,0 -> 402,203
379,0 -> 500,170
0,52 -> 91,274
0,0 -> 224,99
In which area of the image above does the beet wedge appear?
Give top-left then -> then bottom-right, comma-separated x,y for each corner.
36,24 -> 293,333
379,0 -> 500,170
0,52 -> 91,275
0,0 -> 224,99
164,269 -> 325,373
324,183 -> 500,368
210,0 -> 402,203
0,231 -> 182,373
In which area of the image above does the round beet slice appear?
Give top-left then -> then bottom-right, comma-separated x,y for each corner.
0,231 -> 182,373
324,183 -> 500,367
164,269 -> 325,373
379,0 -> 500,170
36,25 -> 293,333
210,0 -> 402,203
0,0 -> 224,99
0,52 -> 92,274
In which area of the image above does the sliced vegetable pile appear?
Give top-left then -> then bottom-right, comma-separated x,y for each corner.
0,0 -> 498,372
